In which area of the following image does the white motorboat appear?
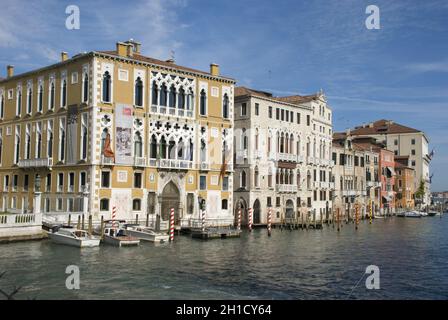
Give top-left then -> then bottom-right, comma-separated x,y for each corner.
49,227 -> 101,248
123,224 -> 169,243
403,211 -> 423,218
103,227 -> 140,247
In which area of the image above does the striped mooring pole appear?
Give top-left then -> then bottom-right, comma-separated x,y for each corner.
369,200 -> 373,224
169,208 -> 175,241
237,208 -> 241,231
112,205 -> 118,228
267,207 -> 272,237
201,209 -> 206,232
248,208 -> 253,232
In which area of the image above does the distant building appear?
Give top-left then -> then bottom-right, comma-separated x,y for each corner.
394,156 -> 415,210
349,120 -> 431,206
233,87 -> 333,225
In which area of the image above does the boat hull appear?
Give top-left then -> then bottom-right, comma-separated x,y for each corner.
124,229 -> 169,243
49,233 -> 101,248
103,235 -> 140,247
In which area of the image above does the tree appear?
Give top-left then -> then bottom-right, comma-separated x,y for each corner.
415,179 -> 426,204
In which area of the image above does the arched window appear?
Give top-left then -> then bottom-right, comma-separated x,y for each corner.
186,89 -> 193,110
160,136 -> 167,159
132,199 -> 141,211
135,77 -> 143,106
134,132 -> 142,157
178,87 -> 185,109
102,71 -> 111,102
49,82 -> 55,110
254,166 -> 259,188
27,87 -> 32,114
36,123 -> 42,158
152,81 -> 158,105
255,129 -> 259,150
160,84 -> 168,106
0,94 -> 4,118
307,171 -> 311,189
241,170 -> 247,188
81,114 -> 88,160
59,119 -> 66,161
82,73 -> 89,103
168,138 -> 176,159
47,121 -> 53,158
14,130 -> 20,164
200,139 -> 207,162
16,90 -> 22,116
296,138 -> 300,155
169,85 -> 176,108
61,79 -> 67,107
150,134 -> 157,158
290,134 -> 294,154
223,93 -> 229,119
297,171 -> 301,187
177,138 -> 184,159
25,127 -> 31,159
38,85 -> 43,112
200,89 -> 206,115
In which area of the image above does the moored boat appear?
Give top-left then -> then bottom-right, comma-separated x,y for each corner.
123,224 -> 169,243
103,227 -> 140,247
49,227 -> 101,248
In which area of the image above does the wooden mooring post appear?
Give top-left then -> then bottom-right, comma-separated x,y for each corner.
135,214 -> 139,225
100,215 -> 104,240
77,215 -> 81,230
337,207 -> 340,232
81,214 -> 85,230
88,215 -> 93,235
146,213 -> 149,227
68,214 -> 71,227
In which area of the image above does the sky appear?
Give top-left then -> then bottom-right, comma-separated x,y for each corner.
0,0 -> 447,190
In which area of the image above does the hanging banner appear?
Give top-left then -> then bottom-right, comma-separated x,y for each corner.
115,104 -> 133,164
66,104 -> 79,164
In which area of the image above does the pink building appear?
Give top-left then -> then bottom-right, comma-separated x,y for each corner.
379,148 -> 396,214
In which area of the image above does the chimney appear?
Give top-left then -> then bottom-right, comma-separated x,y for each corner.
210,63 -> 220,76
7,65 -> 14,78
61,52 -> 68,62
124,39 -> 141,54
116,42 -> 128,57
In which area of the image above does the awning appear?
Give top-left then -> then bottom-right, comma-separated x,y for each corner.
387,166 -> 396,176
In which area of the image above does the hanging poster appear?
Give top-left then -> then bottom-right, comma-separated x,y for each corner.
115,104 -> 133,164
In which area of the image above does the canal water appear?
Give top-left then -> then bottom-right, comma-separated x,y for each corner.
1,217 -> 448,300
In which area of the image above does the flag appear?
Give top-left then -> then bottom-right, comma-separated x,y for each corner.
429,149 -> 435,159
103,133 -> 115,161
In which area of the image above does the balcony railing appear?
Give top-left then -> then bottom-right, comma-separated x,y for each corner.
134,157 -> 146,167
253,150 -> 263,159
277,153 -> 297,162
307,156 -> 316,164
367,181 -> 381,188
297,155 -> 305,163
268,152 -> 277,161
149,159 -> 193,170
17,158 -> 53,168
101,155 -> 114,165
313,181 -> 320,188
276,184 -> 298,193
237,149 -> 248,159
198,162 -> 209,170
342,190 -> 357,197
151,104 -> 194,118
329,182 -> 335,190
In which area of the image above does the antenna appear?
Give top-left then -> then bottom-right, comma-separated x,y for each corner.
170,50 -> 175,61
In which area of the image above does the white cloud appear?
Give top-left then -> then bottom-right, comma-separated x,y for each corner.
406,60 -> 448,73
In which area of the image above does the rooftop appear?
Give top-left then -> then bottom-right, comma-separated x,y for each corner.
235,86 -> 321,106
350,119 -> 421,135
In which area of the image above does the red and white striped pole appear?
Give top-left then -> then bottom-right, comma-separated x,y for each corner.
112,205 -> 118,228
248,208 -> 253,232
267,207 -> 272,237
169,208 -> 175,241
201,209 -> 206,232
237,208 -> 241,231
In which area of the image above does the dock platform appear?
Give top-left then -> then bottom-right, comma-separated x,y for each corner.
187,227 -> 242,240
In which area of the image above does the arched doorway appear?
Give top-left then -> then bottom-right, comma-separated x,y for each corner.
253,199 -> 261,224
161,181 -> 180,223
235,198 -> 247,226
285,199 -> 294,220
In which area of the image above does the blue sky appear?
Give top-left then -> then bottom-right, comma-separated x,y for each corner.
1,0 -> 447,190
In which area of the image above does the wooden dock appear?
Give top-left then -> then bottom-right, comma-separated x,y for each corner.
187,227 -> 242,240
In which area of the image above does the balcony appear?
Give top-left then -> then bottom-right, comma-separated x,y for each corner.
277,153 -> 297,162
101,155 -> 114,165
237,149 -> 248,159
151,104 -> 194,119
367,181 -> 381,188
342,190 -> 357,197
307,156 -> 316,165
253,150 -> 263,159
276,184 -> 298,193
268,152 -> 277,161
198,162 -> 209,170
156,159 -> 193,170
329,182 -> 335,190
320,182 -> 329,189
297,155 -> 305,163
17,158 -> 53,168
133,157 -> 146,167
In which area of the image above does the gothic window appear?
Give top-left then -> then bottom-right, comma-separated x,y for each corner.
223,93 -> 229,119
49,81 -> 55,110
80,113 -> 88,160
200,89 -> 206,115
47,120 -> 53,158
61,79 -> 67,107
178,87 -> 185,109
150,134 -> 157,158
82,73 -> 89,103
27,87 -> 32,114
16,89 -> 22,116
169,84 -> 176,108
102,71 -> 111,102
152,81 -> 158,105
241,170 -> 247,188
160,84 -> 168,106
135,77 -> 143,107
38,85 -> 43,112
59,118 -> 66,161
134,132 -> 143,157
